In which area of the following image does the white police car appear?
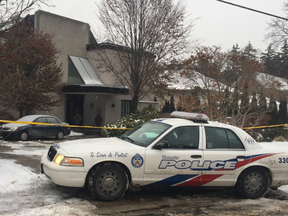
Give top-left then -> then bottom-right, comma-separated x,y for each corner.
40,111 -> 288,201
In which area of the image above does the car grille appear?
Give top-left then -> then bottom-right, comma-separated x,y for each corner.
47,146 -> 57,161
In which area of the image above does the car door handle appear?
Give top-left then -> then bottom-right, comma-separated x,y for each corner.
237,156 -> 245,160
191,155 -> 202,159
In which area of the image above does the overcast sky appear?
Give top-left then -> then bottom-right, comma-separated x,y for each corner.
37,0 -> 286,52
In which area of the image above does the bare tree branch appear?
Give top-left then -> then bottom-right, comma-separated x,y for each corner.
95,0 -> 194,112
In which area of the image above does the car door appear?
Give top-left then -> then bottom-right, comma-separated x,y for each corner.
46,117 -> 60,136
202,125 -> 250,187
30,117 -> 47,137
144,126 -> 204,186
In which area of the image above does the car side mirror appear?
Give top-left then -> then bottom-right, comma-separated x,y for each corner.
153,141 -> 170,150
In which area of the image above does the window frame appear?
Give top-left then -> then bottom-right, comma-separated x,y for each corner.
121,100 -> 131,117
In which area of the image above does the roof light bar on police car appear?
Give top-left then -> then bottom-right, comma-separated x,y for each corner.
170,111 -> 209,122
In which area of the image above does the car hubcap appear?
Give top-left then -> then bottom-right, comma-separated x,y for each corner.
21,133 -> 27,140
103,177 -> 115,189
58,132 -> 64,139
97,171 -> 120,195
246,173 -> 262,193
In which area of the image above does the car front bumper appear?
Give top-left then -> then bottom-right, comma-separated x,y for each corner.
0,131 -> 21,139
41,154 -> 87,188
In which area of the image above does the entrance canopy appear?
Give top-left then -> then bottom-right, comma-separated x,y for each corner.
62,84 -> 129,94
69,56 -> 103,85
64,56 -> 129,94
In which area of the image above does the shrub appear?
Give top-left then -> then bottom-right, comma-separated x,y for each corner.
101,107 -> 159,137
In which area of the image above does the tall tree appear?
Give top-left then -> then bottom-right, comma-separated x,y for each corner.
0,20 -> 63,117
96,0 -> 193,113
0,0 -> 50,37
277,39 -> 288,79
240,81 -> 249,114
250,92 -> 258,113
261,44 -> 278,76
265,1 -> 288,48
243,41 -> 258,59
181,46 -> 229,121
278,100 -> 287,124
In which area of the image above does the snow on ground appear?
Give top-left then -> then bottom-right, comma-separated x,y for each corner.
0,132 -> 97,216
0,159 -> 96,215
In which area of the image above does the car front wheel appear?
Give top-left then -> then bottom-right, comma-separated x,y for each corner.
56,131 -> 64,140
20,131 -> 29,141
236,167 -> 270,199
87,164 -> 128,201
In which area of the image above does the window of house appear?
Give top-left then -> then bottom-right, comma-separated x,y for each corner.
121,100 -> 131,117
68,57 -> 85,84
205,127 -> 244,149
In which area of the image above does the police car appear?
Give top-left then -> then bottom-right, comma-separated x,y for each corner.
40,111 -> 288,201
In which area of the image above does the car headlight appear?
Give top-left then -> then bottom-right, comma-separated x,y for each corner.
8,127 -> 18,131
54,154 -> 84,166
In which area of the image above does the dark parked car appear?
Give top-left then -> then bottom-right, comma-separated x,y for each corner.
0,115 -> 71,141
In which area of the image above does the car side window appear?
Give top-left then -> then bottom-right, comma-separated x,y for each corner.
226,130 -> 244,149
47,117 -> 60,124
160,126 -> 199,149
35,117 -> 46,123
205,127 -> 244,149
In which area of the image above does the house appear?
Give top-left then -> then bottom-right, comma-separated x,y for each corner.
28,10 -> 158,126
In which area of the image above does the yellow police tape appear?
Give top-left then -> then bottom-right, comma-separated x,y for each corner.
0,119 -> 287,131
0,120 -> 131,130
242,123 -> 288,130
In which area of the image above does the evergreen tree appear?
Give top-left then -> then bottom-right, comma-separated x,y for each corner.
278,100 -> 287,124
275,100 -> 287,138
244,41 -> 257,59
231,44 -> 240,55
268,97 -> 278,117
261,44 -> 278,76
262,98 -> 281,142
278,39 -> 288,79
162,100 -> 170,113
169,96 -> 175,112
258,92 -> 267,111
250,92 -> 258,113
240,81 -> 249,113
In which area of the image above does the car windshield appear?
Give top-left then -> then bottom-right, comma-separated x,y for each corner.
120,121 -> 171,147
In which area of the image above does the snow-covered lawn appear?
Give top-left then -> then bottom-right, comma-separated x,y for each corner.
0,132 -> 97,216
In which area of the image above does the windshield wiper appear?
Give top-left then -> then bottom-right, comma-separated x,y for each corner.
124,137 -> 135,143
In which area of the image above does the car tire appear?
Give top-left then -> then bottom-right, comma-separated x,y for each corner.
56,131 -> 64,140
20,131 -> 29,141
236,167 -> 270,199
87,164 -> 128,201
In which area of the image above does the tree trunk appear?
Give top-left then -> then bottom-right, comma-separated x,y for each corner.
131,96 -> 139,113
19,109 -> 24,118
